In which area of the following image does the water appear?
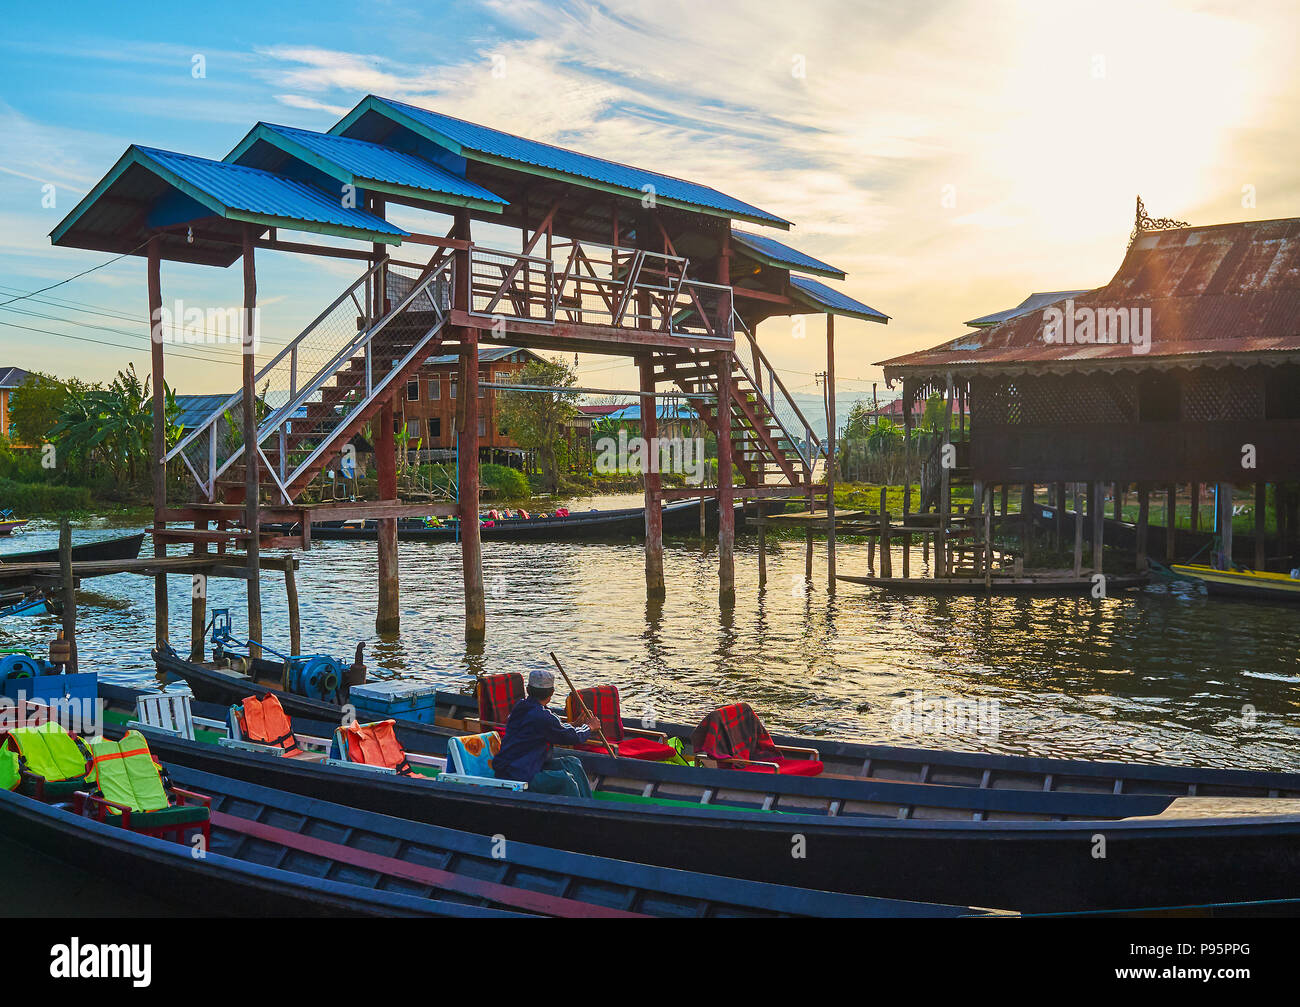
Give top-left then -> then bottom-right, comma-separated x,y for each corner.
3,512 -> 1297,772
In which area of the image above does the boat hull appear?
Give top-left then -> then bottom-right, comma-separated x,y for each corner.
0,532 -> 145,565
1172,564 -> 1300,603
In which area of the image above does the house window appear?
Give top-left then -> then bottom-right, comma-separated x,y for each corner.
429,375 -> 440,400
477,416 -> 486,437
429,417 -> 442,440
406,420 -> 421,438
451,380 -> 458,401
407,380 -> 419,402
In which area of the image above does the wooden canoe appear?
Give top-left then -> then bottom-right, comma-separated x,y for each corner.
836,571 -> 1150,595
1171,564 -> 1300,603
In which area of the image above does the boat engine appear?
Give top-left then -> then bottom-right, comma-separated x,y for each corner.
0,652 -> 45,681
285,655 -> 344,703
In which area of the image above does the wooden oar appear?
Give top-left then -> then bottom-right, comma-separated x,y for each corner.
550,652 -> 618,758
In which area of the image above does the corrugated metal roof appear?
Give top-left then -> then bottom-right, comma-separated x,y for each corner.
789,275 -> 890,323
731,230 -> 845,279
603,403 -> 698,422
136,146 -> 407,238
230,124 -> 508,210
880,218 -> 1300,378
964,290 -> 1089,328
423,346 -> 540,367
340,96 -> 791,229
174,393 -> 236,429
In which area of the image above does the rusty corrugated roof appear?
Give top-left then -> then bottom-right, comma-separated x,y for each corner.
880,217 -> 1300,379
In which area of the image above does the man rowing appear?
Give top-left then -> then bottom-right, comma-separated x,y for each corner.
492,668 -> 600,797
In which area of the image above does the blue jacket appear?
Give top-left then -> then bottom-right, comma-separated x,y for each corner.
493,697 -> 591,783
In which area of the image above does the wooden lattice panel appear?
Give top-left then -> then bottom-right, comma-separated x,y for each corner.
1182,368 -> 1264,421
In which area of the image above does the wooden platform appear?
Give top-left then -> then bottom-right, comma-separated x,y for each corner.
836,570 -> 1150,595
0,553 -> 297,590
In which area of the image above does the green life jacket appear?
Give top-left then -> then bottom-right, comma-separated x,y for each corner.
0,749 -> 20,792
86,730 -> 170,813
6,721 -> 90,783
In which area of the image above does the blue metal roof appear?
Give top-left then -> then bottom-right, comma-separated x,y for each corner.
134,146 -> 407,241
424,346 -> 540,367
334,96 -> 792,229
173,393 -> 235,429
227,123 -> 508,212
602,403 -> 698,422
789,275 -> 890,323
731,230 -> 845,279
963,290 -> 1089,328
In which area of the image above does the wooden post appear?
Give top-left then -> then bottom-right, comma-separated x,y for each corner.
640,356 -> 665,597
285,559 -> 302,656
1136,484 -> 1149,572
1053,483 -> 1065,552
1091,481 -> 1104,573
939,373 -> 953,576
1021,482 -> 1034,567
190,518 -> 207,661
459,331 -> 485,640
879,487 -> 891,578
1073,484 -> 1084,578
1219,482 -> 1234,569
715,350 -> 735,604
241,225 -> 262,657
825,314 -> 837,592
902,389 -> 912,578
1255,482 -> 1267,571
1275,483 -> 1288,568
147,237 -> 169,648
1166,484 -> 1177,562
59,516 -> 77,675
983,485 -> 993,589
373,205 -> 400,637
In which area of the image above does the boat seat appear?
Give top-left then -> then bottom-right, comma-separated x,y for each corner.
2,720 -> 92,800
564,686 -> 675,762
476,672 -> 525,733
223,693 -> 327,761
690,703 -> 824,777
130,688 -> 226,743
442,732 -> 526,791
74,730 -> 211,846
327,720 -> 444,777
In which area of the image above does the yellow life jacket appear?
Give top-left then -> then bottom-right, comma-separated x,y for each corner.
5,721 -> 90,783
85,731 -> 170,813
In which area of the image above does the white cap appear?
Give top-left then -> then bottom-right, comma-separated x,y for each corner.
528,668 -> 555,689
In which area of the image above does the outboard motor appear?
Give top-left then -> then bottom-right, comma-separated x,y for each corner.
0,652 -> 43,681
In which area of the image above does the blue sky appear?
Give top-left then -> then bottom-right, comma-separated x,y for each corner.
2,0 -> 1297,403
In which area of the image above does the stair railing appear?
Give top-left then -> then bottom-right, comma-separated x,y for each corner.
731,311 -> 823,475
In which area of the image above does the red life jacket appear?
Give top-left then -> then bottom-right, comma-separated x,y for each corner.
239,694 -> 301,756
341,720 -> 412,776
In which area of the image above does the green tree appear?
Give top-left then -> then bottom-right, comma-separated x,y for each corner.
9,372 -> 71,446
496,356 -> 579,493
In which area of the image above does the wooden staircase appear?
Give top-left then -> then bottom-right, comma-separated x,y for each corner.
160,258 -> 453,550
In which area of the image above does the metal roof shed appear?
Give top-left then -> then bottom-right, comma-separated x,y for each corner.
731,230 -> 846,280
50,145 -> 406,267
226,123 -> 509,216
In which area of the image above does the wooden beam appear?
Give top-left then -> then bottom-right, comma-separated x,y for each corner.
825,314 -> 837,592
59,518 -> 78,675
241,224 -> 262,658
639,356 -> 665,597
147,236 -> 168,648
716,349 -> 735,604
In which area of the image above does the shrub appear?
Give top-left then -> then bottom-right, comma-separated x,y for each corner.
0,478 -> 93,514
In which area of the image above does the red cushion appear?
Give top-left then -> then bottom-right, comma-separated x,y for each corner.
738,757 -> 824,777
613,737 -> 676,762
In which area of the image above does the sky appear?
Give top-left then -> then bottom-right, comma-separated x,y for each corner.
1,0 -> 1296,410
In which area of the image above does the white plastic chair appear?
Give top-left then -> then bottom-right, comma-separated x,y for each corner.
129,689 -> 224,741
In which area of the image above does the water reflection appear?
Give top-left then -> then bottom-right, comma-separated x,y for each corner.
1,518 -> 1296,770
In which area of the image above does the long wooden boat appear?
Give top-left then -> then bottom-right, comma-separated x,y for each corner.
836,571 -> 1150,595
0,532 -> 145,566
153,648 -> 1300,801
107,681 -> 1300,913
1171,564 -> 1300,603
0,778 -> 518,917
264,499 -> 731,544
0,518 -> 29,536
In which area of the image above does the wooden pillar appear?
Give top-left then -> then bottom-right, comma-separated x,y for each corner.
373,203 -> 400,636
190,518 -> 207,661
241,225 -> 262,657
1275,483 -> 1288,567
640,356 -> 665,597
285,559 -> 302,656
1072,484 -> 1084,578
715,350 -> 735,603
1165,484 -> 1177,562
453,208 -> 484,641
1053,483 -> 1065,552
938,373 -> 953,576
879,486 -> 891,578
1136,484 -> 1149,572
1255,482 -> 1267,571
983,485 -> 993,588
825,314 -> 836,592
1091,481 -> 1104,573
902,390 -> 912,578
147,237 -> 169,648
1020,482 -> 1034,566
58,517 -> 77,675
1218,482 -> 1234,569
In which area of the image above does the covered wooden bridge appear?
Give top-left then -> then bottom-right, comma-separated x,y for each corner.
51,94 -> 888,646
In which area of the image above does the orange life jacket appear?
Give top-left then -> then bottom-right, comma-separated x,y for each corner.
239,694 -> 301,756
341,720 -> 412,776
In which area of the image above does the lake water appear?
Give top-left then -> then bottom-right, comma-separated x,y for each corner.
3,508 -> 1297,772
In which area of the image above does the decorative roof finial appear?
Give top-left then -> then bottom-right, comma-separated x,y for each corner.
1130,195 -> 1189,243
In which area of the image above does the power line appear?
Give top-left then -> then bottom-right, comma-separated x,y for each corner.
0,240 -> 151,309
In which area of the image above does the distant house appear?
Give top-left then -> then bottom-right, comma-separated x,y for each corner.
0,366 -> 30,442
